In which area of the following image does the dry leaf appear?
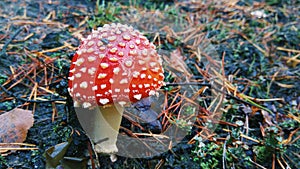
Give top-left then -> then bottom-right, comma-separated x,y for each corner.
261,110 -> 274,126
0,108 -> 34,153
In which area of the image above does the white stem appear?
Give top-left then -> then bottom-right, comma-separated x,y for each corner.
75,104 -> 124,154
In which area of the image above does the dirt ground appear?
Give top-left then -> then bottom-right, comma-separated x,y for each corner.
0,0 -> 299,169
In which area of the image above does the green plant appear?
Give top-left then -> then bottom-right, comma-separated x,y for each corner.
0,74 -> 7,85
192,136 -> 222,168
87,1 -> 121,29
253,126 -> 286,164
0,155 -> 7,168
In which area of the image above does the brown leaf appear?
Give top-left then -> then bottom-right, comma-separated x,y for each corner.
261,110 -> 274,126
0,108 -> 34,153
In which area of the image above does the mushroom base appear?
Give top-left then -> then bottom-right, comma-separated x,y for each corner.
75,104 -> 124,154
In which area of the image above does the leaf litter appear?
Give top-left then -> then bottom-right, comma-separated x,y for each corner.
0,0 -> 299,168
0,108 -> 35,155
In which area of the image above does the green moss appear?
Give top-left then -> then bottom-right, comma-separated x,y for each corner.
192,136 -> 223,168
0,155 -> 7,168
0,74 -> 7,85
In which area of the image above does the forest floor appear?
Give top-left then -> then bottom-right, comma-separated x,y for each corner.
0,0 -> 299,169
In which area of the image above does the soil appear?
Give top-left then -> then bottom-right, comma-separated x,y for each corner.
0,0 -> 299,169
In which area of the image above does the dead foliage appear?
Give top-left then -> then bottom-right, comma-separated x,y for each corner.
0,0 -> 299,168
0,108 -> 36,155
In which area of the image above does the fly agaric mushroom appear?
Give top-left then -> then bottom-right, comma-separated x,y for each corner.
68,23 -> 165,155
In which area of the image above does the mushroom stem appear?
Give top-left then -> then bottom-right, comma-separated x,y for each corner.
75,104 -> 124,154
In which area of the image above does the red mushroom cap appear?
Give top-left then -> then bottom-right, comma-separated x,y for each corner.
68,23 -> 165,108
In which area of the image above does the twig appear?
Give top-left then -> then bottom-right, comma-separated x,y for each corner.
87,142 -> 96,169
0,83 -> 66,103
155,159 -> 165,169
249,158 -> 267,169
0,147 -> 38,151
163,81 -> 273,113
0,26 -> 24,57
222,135 -> 228,169
164,82 -> 211,87
0,143 -> 36,147
210,85 -> 270,112
238,32 -> 268,56
240,133 -> 261,143
277,47 -> 300,53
